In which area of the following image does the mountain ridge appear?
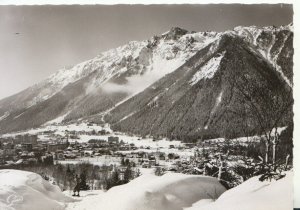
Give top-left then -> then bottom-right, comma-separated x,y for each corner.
0,24 -> 293,138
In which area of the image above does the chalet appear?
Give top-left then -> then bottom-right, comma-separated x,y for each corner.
169,145 -> 175,149
141,160 -> 150,168
108,136 -> 119,144
168,164 -> 178,172
149,155 -> 156,164
55,151 -> 65,160
84,150 -> 94,157
118,166 -> 128,180
21,143 -> 33,152
64,153 -> 77,159
137,151 -> 146,158
14,134 -> 38,145
70,149 -> 81,156
158,154 -> 166,160
47,143 -> 68,152
183,143 -> 196,149
119,145 -> 129,151
32,144 -> 47,152
20,152 -> 29,159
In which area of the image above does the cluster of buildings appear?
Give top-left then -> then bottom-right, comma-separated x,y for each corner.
0,133 -> 127,166
0,130 -> 204,174
0,134 -> 54,166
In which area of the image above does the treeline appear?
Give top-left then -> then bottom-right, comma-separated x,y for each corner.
182,127 -> 293,189
1,161 -> 139,192
105,159 -> 140,190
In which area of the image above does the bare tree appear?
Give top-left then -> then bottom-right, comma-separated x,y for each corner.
233,73 -> 293,170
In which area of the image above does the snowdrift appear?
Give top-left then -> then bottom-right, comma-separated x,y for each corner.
186,171 -> 293,210
67,172 -> 226,210
1,169 -> 292,210
0,169 -> 73,210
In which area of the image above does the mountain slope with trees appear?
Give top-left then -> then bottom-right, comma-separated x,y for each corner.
105,33 -> 293,142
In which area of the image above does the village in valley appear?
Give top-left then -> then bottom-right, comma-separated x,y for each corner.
0,122 -> 198,174
0,121 -> 291,192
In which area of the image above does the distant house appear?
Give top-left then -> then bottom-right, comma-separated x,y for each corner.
21,143 -> 33,152
183,143 -> 196,149
55,152 -> 65,160
108,136 -> 119,144
47,143 -> 68,152
149,156 -> 156,164
118,166 -> 127,180
159,154 -> 166,160
84,150 -> 94,157
14,134 -> 38,145
64,152 -> 76,159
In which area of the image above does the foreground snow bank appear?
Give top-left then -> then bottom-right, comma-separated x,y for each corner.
186,171 -> 293,210
1,169 -> 292,210
0,169 -> 73,210
66,173 -> 226,210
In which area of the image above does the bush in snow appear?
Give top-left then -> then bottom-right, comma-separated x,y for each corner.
154,166 -> 166,176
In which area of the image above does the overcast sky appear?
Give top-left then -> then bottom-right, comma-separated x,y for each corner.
0,4 -> 293,99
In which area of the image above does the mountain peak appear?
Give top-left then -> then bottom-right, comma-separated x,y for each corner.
162,27 -> 189,40
169,26 -> 188,33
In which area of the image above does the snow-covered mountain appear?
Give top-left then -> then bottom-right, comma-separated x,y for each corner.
0,25 -> 293,136
233,24 -> 293,87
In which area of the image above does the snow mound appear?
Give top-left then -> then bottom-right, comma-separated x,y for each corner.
67,173 -> 226,210
0,170 -> 73,210
186,171 -> 293,210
